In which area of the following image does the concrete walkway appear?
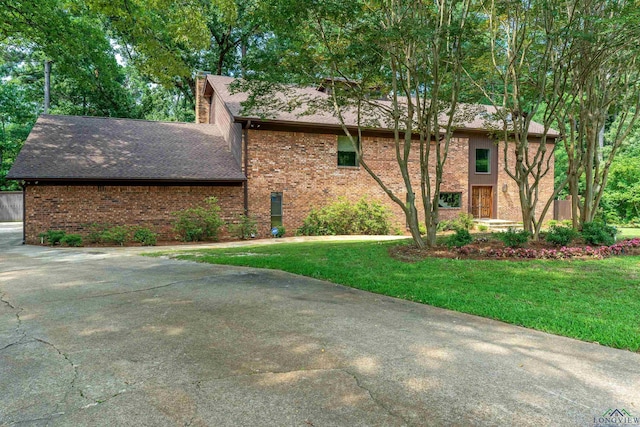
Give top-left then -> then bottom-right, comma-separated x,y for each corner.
1,224 -> 639,426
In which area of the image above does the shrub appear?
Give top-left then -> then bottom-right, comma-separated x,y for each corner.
297,197 -> 391,236
437,213 -> 474,232
545,225 -> 579,247
43,230 -> 66,246
446,228 -> 473,248
132,227 -> 158,246
84,223 -> 110,243
477,224 -> 488,232
454,212 -> 474,230
436,219 -> 454,232
101,226 -> 130,246
173,197 -> 225,242
60,234 -> 83,247
229,214 -> 258,240
581,221 -> 617,246
271,225 -> 286,238
419,223 -> 426,235
497,228 -> 530,248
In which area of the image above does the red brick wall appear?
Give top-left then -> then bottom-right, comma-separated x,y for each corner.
24,185 -> 244,244
245,130 -> 470,236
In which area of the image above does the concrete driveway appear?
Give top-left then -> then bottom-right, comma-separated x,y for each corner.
1,224 -> 639,426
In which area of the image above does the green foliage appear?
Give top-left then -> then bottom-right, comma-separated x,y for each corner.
581,222 -> 617,246
297,197 -> 391,236
437,213 -> 475,232
497,228 -> 530,248
477,224 -> 488,232
600,157 -> 640,224
60,234 -> 83,247
272,225 -> 286,238
229,214 -> 258,240
84,223 -> 110,243
545,226 -> 579,247
101,226 -> 130,246
446,229 -> 473,248
172,197 -> 225,242
132,227 -> 158,246
42,230 -> 66,245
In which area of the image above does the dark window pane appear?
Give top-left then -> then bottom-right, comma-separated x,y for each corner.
337,135 -> 358,167
270,192 -> 283,227
439,192 -> 462,208
338,151 -> 357,166
476,148 -> 490,173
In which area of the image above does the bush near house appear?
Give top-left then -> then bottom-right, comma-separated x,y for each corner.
229,214 -> 258,240
581,221 -> 617,246
132,227 -> 158,246
446,228 -> 474,248
40,230 -> 66,246
60,234 -> 83,247
297,197 -> 391,236
437,212 -> 475,231
100,226 -> 130,246
172,197 -> 225,242
497,228 -> 530,248
545,225 -> 579,247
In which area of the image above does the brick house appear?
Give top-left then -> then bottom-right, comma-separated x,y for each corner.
8,75 -> 556,244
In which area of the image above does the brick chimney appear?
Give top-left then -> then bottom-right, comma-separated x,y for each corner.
195,72 -> 211,124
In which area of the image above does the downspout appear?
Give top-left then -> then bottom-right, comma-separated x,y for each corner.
243,120 -> 251,215
21,181 -> 26,244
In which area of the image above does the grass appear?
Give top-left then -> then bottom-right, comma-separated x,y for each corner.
617,227 -> 640,239
150,239 -> 640,352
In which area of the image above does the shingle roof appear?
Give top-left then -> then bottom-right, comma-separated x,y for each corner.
207,75 -> 559,138
7,114 -> 245,182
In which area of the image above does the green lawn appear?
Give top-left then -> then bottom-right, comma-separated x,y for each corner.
617,227 -> 640,239
153,240 -> 640,352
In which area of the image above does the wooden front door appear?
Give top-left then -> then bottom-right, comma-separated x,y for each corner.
472,186 -> 493,218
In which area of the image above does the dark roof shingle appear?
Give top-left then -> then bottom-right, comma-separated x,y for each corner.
7,115 -> 245,182
207,74 -> 559,137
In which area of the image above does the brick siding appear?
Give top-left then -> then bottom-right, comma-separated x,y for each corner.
24,184 -> 243,244
245,130 -> 470,237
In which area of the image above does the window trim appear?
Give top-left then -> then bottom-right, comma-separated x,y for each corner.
475,148 -> 491,174
337,135 -> 360,168
438,192 -> 463,209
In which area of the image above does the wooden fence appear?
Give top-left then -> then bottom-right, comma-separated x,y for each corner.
0,192 -> 23,222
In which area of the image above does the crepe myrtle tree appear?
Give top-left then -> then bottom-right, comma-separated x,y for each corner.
238,0 -> 477,248
471,0 -> 640,236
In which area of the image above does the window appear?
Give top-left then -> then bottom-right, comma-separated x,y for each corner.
439,192 -> 462,208
338,135 -> 359,167
270,192 -> 283,227
475,148 -> 490,173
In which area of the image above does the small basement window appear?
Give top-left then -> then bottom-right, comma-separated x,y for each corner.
475,148 -> 490,173
270,192 -> 283,227
338,135 -> 359,167
439,192 -> 462,208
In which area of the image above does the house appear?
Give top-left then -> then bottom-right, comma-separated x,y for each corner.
8,74 -> 556,244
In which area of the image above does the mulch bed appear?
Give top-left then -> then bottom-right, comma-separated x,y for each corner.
389,238 -> 640,262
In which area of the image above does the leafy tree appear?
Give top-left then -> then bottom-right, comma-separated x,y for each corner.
242,0 -> 477,248
88,0 -> 265,101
